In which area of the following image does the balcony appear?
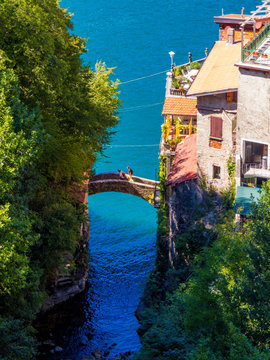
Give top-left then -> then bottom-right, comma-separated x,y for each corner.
170,88 -> 186,96
243,161 -> 270,179
160,122 -> 197,153
242,22 -> 270,67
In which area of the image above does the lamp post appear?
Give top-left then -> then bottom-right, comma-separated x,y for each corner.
169,51 -> 175,73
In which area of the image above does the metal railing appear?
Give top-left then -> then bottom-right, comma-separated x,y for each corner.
243,162 -> 268,173
170,88 -> 186,96
180,127 -> 196,136
242,22 -> 270,62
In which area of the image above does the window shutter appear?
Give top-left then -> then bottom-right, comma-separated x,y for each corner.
210,116 -> 222,139
226,92 -> 233,102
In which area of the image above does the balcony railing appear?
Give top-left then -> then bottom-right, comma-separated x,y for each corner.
242,21 -> 270,62
243,161 -> 270,179
170,88 -> 186,96
180,127 -> 194,136
243,162 -> 267,172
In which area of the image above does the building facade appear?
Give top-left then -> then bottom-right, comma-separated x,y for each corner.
187,40 -> 241,189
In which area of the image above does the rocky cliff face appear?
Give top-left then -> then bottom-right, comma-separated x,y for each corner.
41,189 -> 90,313
41,261 -> 89,312
167,179 -> 204,266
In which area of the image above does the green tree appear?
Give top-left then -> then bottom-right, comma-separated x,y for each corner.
0,56 -> 44,358
0,0 -> 120,184
0,0 -> 121,358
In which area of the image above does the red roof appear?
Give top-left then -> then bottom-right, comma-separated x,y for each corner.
222,14 -> 250,18
166,134 -> 197,186
162,97 -> 197,116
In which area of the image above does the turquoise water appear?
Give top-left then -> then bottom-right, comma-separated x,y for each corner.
55,0 -> 256,358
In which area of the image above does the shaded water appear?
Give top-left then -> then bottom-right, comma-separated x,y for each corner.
39,0 -> 256,358
38,194 -> 156,359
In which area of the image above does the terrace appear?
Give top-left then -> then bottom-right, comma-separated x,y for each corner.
242,21 -> 270,66
160,97 -> 197,154
240,1 -> 270,67
160,56 -> 203,155
166,59 -> 205,97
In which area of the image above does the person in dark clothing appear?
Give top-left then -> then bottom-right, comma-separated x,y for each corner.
127,166 -> 133,181
118,169 -> 126,180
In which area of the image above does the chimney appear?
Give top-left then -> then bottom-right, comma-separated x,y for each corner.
241,7 -> 244,18
227,27 -> 235,44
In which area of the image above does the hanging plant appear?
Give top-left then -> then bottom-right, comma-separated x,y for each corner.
161,124 -> 167,139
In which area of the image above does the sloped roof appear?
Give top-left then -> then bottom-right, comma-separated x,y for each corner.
162,97 -> 197,116
166,134 -> 197,186
187,41 -> 241,96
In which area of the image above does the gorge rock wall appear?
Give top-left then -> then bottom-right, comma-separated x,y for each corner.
41,189 -> 90,313
167,179 -> 204,266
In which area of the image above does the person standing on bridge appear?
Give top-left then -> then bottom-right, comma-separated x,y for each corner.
127,166 -> 133,182
118,169 -> 126,180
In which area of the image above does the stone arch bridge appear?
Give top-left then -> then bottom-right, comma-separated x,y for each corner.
88,172 -> 160,207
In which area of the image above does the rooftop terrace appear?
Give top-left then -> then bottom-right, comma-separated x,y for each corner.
240,1 -> 270,68
241,21 -> 270,67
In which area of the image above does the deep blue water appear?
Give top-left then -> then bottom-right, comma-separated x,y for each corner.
54,0 -> 256,358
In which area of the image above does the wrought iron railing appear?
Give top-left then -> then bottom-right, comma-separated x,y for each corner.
242,22 -> 270,62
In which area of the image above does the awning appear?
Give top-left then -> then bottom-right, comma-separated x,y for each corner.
234,186 -> 261,215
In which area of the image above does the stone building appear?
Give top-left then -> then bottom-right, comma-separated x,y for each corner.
214,11 -> 270,43
162,6 -> 270,194
235,20 -> 270,189
184,8 -> 270,191
187,39 -> 241,189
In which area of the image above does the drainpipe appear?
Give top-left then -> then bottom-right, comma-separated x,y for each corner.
241,27 -> 244,59
253,19 -> 256,38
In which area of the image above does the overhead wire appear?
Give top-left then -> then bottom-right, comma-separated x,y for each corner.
108,144 -> 159,148
119,69 -> 169,85
119,102 -> 164,112
116,68 -> 169,113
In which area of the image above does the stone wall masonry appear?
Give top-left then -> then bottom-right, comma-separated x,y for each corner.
89,173 -> 160,205
197,94 -> 236,190
93,172 -> 159,186
198,93 -> 237,111
236,67 -> 270,165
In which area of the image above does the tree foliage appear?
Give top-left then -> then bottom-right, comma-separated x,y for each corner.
136,184 -> 270,359
0,1 -> 120,358
0,0 -> 120,184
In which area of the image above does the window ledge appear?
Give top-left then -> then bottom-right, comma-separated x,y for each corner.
210,136 -> 223,141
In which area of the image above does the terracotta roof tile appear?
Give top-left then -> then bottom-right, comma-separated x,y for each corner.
162,97 -> 197,116
166,134 -> 197,186
222,14 -> 250,18
187,41 -> 241,96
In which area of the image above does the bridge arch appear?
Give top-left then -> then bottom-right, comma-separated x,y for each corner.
88,172 -> 160,207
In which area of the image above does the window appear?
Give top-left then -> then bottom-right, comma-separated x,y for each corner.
226,92 -> 238,103
226,92 -> 233,102
210,116 -> 222,139
213,165 -> 221,179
